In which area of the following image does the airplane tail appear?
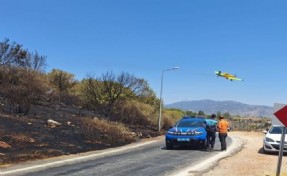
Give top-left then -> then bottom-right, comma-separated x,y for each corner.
214,71 -> 221,76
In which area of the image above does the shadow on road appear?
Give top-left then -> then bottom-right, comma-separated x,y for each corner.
258,147 -> 287,156
162,145 -> 206,151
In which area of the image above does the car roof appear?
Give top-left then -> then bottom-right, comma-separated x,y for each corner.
180,116 -> 205,121
181,116 -> 205,119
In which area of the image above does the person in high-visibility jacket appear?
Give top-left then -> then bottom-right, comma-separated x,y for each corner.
217,116 -> 229,151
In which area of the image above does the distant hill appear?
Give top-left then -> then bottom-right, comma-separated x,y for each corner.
165,99 -> 273,117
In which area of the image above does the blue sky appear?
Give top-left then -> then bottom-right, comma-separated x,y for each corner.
1,0 -> 287,106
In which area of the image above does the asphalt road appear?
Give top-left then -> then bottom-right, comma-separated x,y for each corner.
1,136 -> 233,176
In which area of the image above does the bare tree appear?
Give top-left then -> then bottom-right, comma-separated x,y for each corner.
0,38 -> 27,67
81,72 -> 146,119
0,38 -> 48,114
24,51 -> 47,72
0,38 -> 46,71
136,80 -> 160,106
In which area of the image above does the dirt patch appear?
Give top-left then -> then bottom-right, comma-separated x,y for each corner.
203,131 -> 287,176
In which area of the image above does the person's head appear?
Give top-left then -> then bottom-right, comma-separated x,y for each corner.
219,116 -> 224,120
211,114 -> 216,119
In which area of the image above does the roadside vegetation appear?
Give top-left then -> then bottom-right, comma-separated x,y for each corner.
0,38 -> 270,164
0,39 -> 189,165
0,38 -> 181,164
0,38 -> 161,124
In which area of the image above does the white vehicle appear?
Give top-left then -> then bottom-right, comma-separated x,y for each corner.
263,125 -> 287,153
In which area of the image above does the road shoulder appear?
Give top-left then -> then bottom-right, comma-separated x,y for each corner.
169,133 -> 245,176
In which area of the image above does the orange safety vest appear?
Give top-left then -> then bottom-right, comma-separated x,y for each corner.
217,119 -> 229,133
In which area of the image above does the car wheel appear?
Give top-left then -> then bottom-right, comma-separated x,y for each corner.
201,139 -> 207,150
262,146 -> 268,154
166,142 -> 173,150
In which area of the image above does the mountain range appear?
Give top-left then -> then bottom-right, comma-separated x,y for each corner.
165,99 -> 273,118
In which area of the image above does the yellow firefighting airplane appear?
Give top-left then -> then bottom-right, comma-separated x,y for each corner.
214,71 -> 244,81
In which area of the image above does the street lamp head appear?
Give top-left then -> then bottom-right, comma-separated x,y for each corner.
164,67 -> 180,72
158,66 -> 179,132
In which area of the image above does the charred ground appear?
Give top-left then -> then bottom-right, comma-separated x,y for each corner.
0,103 -> 160,165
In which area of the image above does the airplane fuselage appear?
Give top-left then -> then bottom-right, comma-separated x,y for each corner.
214,71 -> 243,81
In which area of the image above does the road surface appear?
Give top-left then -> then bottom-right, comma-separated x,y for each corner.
1,136 -> 238,176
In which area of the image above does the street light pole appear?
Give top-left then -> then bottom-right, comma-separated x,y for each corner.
158,67 -> 179,132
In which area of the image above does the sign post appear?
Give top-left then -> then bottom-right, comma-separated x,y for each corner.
277,127 -> 286,176
273,104 -> 287,176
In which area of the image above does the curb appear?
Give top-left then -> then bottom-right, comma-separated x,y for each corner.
168,135 -> 245,176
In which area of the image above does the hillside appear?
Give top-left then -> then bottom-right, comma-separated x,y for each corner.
165,99 -> 273,117
0,103 -> 159,165
0,52 -> 163,165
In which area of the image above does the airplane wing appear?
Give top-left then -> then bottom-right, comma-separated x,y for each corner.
229,77 -> 244,81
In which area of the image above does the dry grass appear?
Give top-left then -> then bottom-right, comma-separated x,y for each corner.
203,131 -> 287,176
162,116 -> 175,130
115,100 -> 154,126
81,117 -> 134,144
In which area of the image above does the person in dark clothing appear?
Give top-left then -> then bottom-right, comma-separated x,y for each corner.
205,114 -> 217,152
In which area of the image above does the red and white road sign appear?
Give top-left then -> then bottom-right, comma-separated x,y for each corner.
274,105 -> 287,127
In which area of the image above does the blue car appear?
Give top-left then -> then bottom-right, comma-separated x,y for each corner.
165,117 -> 207,149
